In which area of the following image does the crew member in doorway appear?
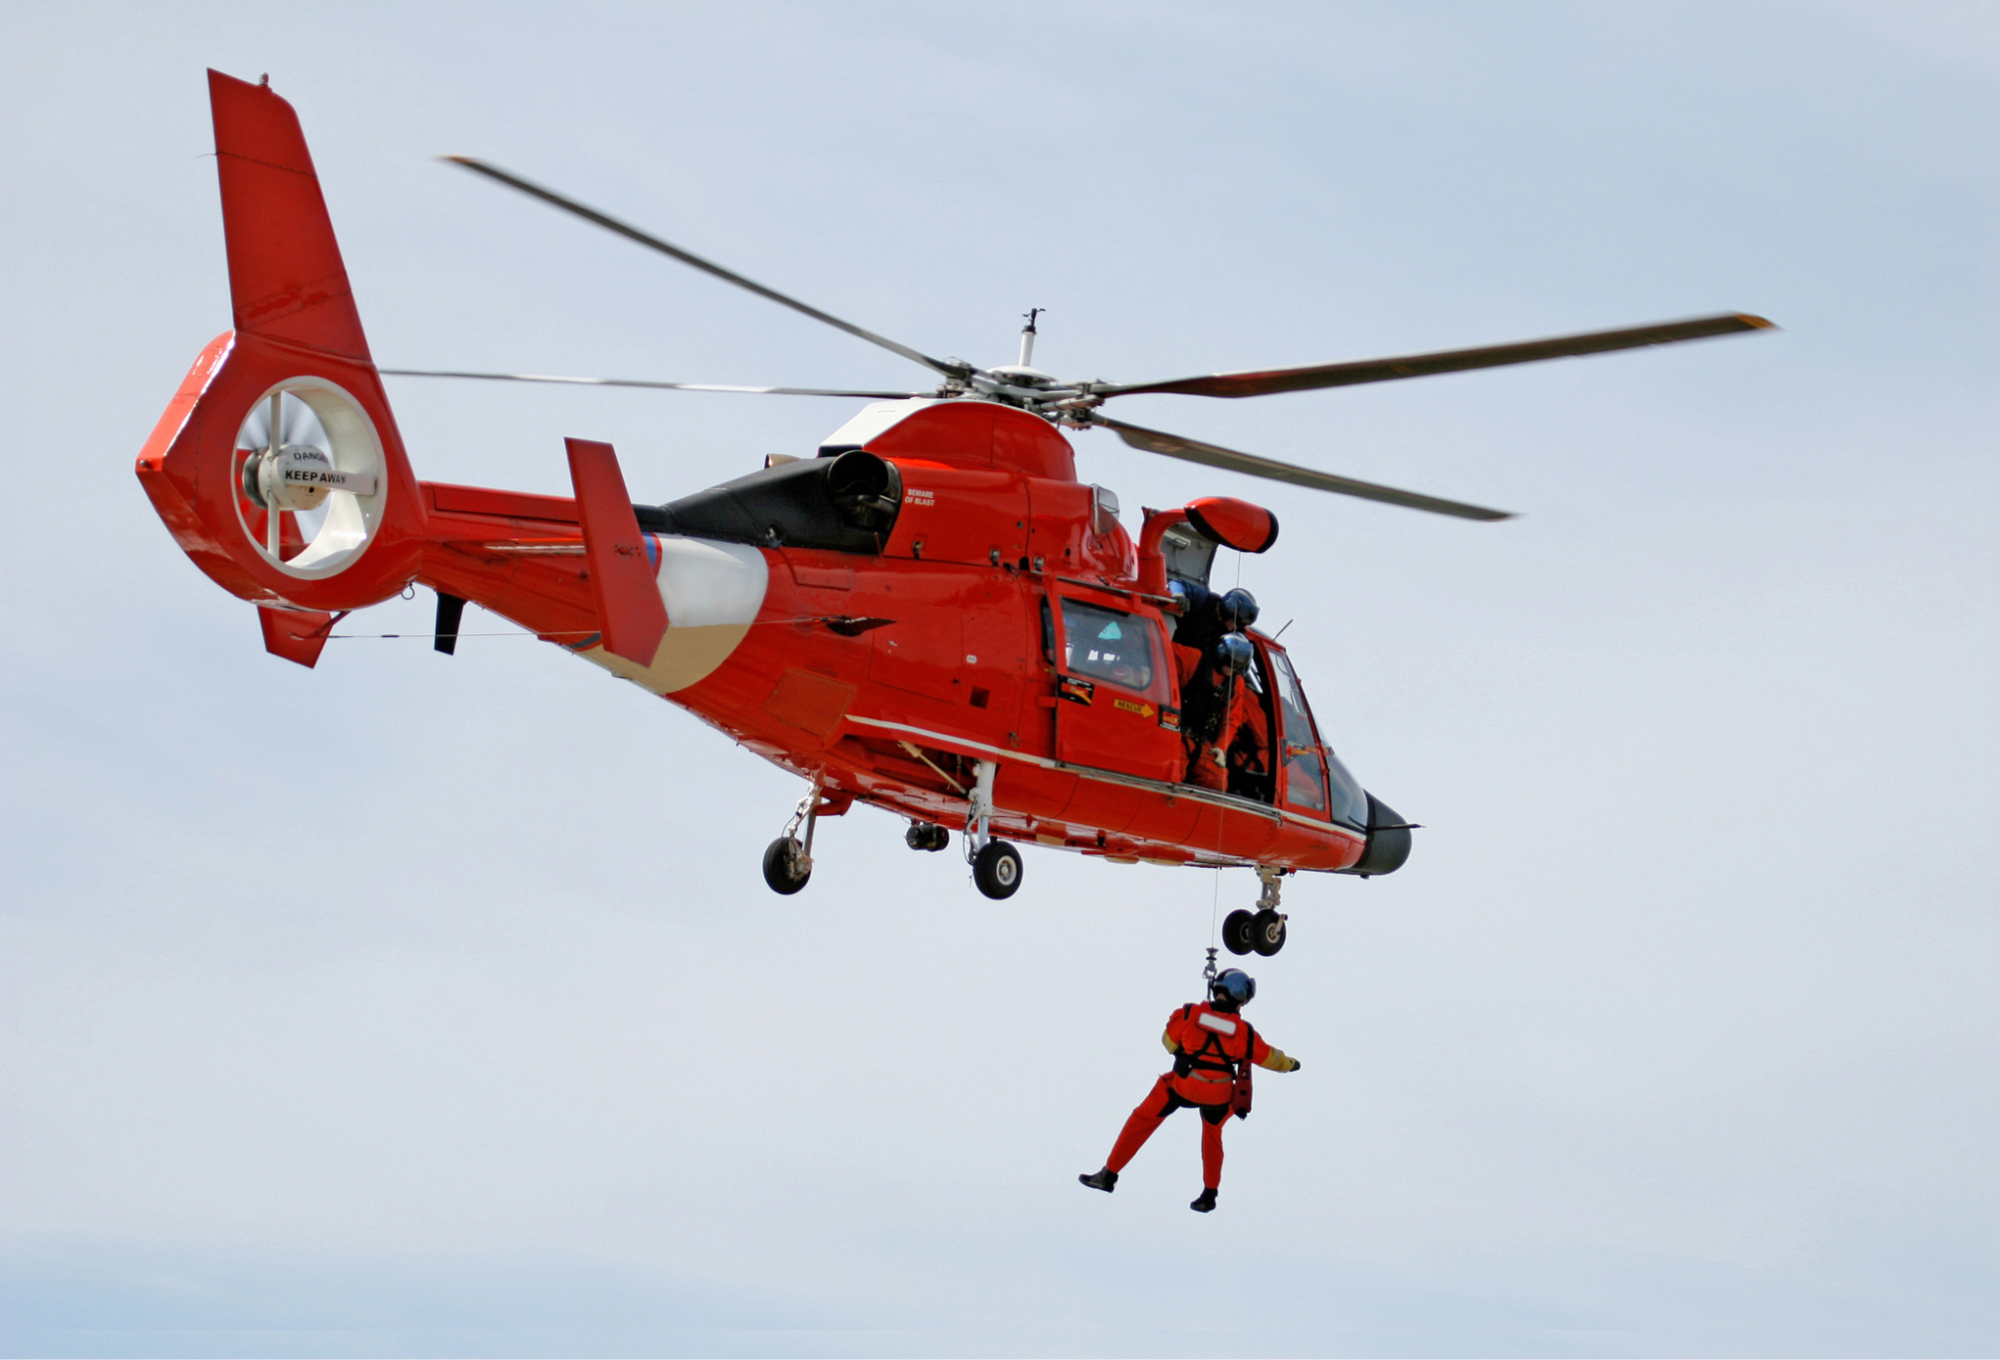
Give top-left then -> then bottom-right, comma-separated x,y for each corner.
1171,582 -> 1260,649
1170,584 -> 1259,680
1078,968 -> 1300,1213
1171,585 -> 1259,751
1182,633 -> 1270,796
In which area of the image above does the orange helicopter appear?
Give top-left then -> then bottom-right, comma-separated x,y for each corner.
137,71 -> 1772,955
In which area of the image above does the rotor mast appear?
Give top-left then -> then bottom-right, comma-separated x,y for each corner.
1019,307 -> 1043,368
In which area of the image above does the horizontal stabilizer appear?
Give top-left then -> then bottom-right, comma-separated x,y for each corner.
565,438 -> 669,665
259,606 -> 338,667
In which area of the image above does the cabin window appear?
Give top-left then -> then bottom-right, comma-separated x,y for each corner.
1058,598 -> 1155,692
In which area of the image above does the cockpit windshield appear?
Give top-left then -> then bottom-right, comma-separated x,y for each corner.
1265,647 -> 1368,831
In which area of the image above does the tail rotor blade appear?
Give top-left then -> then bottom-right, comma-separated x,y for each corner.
1095,415 -> 1513,521
280,392 -> 310,446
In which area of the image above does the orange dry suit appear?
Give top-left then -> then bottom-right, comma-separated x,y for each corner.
1103,1000 -> 1299,1191
1182,669 -> 1269,793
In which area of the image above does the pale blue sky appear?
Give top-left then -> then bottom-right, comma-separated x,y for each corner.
1,3 -> 1994,1355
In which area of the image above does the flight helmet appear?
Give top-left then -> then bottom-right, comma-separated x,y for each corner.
1211,967 -> 1256,1011
1220,588 -> 1260,631
1214,633 -> 1255,676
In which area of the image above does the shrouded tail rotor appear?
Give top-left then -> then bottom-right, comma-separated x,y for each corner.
136,71 -> 423,617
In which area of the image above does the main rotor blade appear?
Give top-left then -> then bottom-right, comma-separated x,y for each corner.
1093,313 -> 1774,400
444,157 -> 967,381
380,368 -> 925,399
1095,415 -> 1513,521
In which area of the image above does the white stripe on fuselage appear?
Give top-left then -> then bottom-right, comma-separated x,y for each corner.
577,535 -> 768,694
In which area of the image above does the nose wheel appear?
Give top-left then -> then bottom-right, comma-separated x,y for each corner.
1223,868 -> 1290,955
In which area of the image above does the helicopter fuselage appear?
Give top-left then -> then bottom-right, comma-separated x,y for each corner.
412,398 -> 1382,872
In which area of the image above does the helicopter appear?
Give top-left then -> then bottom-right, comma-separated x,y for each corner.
136,71 -> 1773,956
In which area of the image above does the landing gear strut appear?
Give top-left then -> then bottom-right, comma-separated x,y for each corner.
762,782 -> 823,895
1222,866 -> 1288,955
963,759 -> 1023,900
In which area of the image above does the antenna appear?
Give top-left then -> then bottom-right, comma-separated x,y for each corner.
1018,307 -> 1044,367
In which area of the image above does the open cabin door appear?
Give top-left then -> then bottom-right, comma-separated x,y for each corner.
1045,589 -> 1182,781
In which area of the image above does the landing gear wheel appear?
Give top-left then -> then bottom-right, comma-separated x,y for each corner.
762,837 -> 811,895
1222,909 -> 1257,956
972,840 -> 1023,899
1250,909 -> 1287,956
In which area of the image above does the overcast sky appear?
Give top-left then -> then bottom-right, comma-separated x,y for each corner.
2,3 -> 1994,1356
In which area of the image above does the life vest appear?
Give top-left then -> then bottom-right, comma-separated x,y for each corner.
1170,1003 -> 1256,1089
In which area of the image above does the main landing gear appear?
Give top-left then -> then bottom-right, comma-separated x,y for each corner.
964,759 -> 1023,901
1222,866 -> 1289,956
762,783 -> 826,895
764,765 -> 1027,901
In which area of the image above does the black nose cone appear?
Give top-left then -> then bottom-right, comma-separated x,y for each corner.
1340,793 -> 1413,877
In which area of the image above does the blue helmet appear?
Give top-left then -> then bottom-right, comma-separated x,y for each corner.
1220,588 -> 1259,631
1211,967 -> 1256,1009
1213,632 -> 1255,676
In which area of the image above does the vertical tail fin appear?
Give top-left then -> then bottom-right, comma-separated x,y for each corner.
566,439 -> 669,666
136,72 -> 424,620
208,70 -> 370,359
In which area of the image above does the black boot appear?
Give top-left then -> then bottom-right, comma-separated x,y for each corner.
1078,1167 -> 1118,1193
1190,1186 -> 1218,1213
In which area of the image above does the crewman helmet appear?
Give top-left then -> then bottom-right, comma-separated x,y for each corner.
1211,968 -> 1256,1010
1220,588 -> 1259,631
1214,633 -> 1255,676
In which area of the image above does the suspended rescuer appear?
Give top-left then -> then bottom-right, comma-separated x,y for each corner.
1078,967 -> 1300,1212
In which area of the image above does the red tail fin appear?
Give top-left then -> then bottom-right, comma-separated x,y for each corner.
208,70 -> 370,359
566,439 -> 669,665
136,72 -> 423,620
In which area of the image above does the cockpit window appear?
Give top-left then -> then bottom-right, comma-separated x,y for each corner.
1265,649 -> 1326,813
1265,647 -> 1367,830
1322,749 -> 1370,834
1059,598 -> 1155,692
